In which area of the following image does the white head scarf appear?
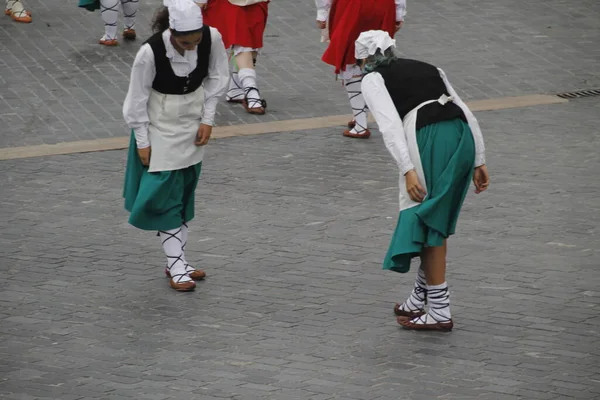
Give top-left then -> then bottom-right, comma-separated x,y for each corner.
164,0 -> 203,32
354,30 -> 396,60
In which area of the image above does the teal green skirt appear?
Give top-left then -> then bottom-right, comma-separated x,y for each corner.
123,133 -> 202,231
78,0 -> 100,11
383,118 -> 476,273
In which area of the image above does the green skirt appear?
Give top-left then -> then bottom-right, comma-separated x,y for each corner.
383,118 -> 476,273
123,133 -> 202,231
78,0 -> 100,11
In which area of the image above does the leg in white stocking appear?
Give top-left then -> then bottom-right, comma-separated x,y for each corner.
395,266 -> 427,317
226,60 -> 244,103
100,0 -> 119,44
5,0 -> 31,23
400,282 -> 453,331
121,0 -> 138,39
343,76 -> 369,137
238,67 -> 266,113
159,228 -> 195,291
180,222 -> 206,280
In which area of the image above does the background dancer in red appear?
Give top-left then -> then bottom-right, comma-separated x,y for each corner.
198,0 -> 269,115
315,0 -> 406,139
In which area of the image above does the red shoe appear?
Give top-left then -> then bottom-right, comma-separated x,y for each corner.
343,129 -> 371,139
169,277 -> 196,292
165,266 -> 206,281
6,3 -> 31,23
123,29 -> 136,40
393,303 -> 426,319
398,316 -> 454,332
99,36 -> 118,46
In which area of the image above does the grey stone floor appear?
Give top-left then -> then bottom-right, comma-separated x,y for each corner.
1,97 -> 599,399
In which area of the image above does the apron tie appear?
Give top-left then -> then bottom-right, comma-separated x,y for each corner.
437,94 -> 454,105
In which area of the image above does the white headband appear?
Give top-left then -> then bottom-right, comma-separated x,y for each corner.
355,30 -> 396,60
164,0 -> 203,32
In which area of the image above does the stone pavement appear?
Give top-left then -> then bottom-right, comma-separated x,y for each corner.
1,96 -> 600,399
1,0 -> 600,148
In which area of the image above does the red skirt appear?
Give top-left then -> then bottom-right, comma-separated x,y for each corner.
322,0 -> 396,74
202,0 -> 269,49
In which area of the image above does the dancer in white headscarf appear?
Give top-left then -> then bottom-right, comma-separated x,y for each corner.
315,0 -> 406,138
355,31 -> 489,331
122,0 -> 230,292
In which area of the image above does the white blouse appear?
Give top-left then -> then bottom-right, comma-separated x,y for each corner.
123,28 -> 230,149
361,70 -> 486,175
315,0 -> 407,22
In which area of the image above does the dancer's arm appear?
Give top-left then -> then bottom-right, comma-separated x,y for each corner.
395,0 -> 407,22
315,0 -> 331,22
123,44 -> 156,149
201,28 -> 230,127
361,72 -> 414,175
438,68 -> 486,167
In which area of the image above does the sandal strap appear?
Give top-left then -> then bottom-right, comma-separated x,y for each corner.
244,87 -> 266,109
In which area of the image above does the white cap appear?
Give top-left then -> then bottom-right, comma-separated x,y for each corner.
354,30 -> 396,60
164,0 -> 203,32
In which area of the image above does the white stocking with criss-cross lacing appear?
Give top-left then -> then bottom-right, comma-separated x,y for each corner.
409,282 -> 452,325
226,61 -> 244,103
120,0 -> 138,31
180,222 -> 198,275
238,68 -> 264,110
398,266 -> 427,313
100,0 -> 119,40
159,227 -> 193,284
344,76 -> 368,135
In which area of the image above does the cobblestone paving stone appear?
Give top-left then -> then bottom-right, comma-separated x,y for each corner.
1,97 -> 599,399
1,0 -> 600,148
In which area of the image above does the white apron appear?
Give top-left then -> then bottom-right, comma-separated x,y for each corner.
147,88 -> 205,173
399,94 -> 454,211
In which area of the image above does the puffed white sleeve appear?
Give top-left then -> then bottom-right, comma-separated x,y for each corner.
315,0 -> 331,22
123,44 -> 156,149
361,72 -> 415,175
395,0 -> 407,21
201,28 -> 230,126
438,68 -> 486,167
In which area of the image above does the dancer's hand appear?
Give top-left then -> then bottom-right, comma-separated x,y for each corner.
316,20 -> 326,29
395,21 -> 404,31
195,124 -> 212,146
473,165 -> 490,194
405,170 -> 426,202
137,146 -> 151,166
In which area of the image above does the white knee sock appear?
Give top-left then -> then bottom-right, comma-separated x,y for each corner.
100,0 -> 119,40
159,227 -> 192,283
238,68 -> 263,109
120,0 -> 138,30
412,282 -> 452,324
226,67 -> 244,102
399,266 -> 427,312
344,77 -> 368,134
6,0 -> 27,16
180,222 -> 196,273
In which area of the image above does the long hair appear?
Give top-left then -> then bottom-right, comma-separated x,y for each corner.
151,7 -> 204,36
362,47 -> 399,73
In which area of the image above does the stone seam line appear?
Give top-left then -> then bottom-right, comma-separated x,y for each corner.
0,94 -> 567,161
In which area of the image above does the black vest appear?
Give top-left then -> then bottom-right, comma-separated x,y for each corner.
372,59 -> 465,130
144,26 -> 212,95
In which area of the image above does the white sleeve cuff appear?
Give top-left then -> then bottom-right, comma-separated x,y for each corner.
133,126 -> 150,149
